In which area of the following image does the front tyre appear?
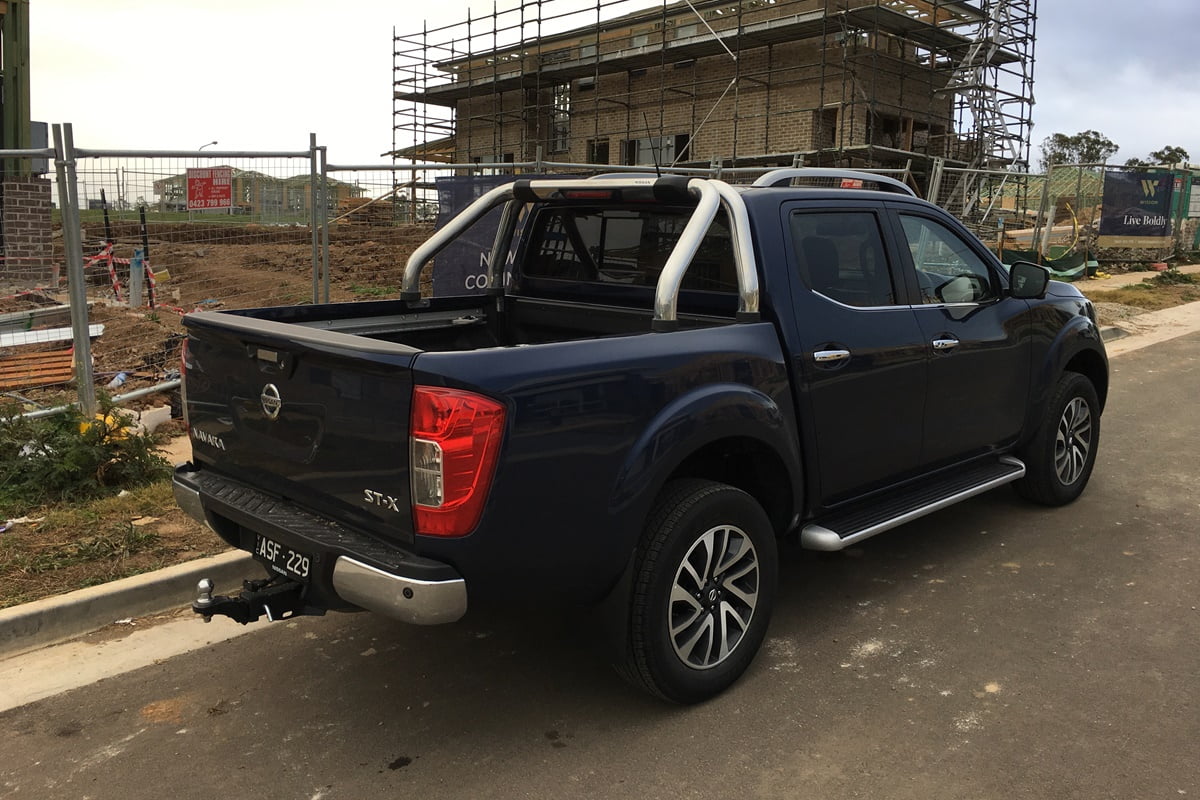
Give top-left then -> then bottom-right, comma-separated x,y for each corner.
1015,371 -> 1100,506
618,479 -> 778,704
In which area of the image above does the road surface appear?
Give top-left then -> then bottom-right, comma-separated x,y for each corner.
2,334 -> 1197,799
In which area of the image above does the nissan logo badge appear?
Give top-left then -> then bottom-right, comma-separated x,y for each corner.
261,383 -> 282,420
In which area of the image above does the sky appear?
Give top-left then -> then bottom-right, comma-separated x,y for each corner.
29,0 -> 1200,169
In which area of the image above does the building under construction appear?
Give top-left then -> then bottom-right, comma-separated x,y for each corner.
393,0 -> 1035,220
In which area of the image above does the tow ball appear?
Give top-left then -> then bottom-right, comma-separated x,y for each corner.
192,574 -> 308,624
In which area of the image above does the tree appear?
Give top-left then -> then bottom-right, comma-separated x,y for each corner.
1124,156 -> 1149,167
1148,145 -> 1190,167
1038,130 -> 1119,171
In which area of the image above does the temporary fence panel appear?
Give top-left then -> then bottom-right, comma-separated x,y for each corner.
309,163 -> 439,304
0,129 -> 1009,420
65,144 -> 318,407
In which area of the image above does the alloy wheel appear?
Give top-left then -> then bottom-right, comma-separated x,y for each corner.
1054,396 -> 1092,486
668,524 -> 760,670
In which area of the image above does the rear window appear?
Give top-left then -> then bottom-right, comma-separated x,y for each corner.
523,206 -> 738,294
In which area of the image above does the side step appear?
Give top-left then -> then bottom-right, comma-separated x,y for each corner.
801,456 -> 1025,552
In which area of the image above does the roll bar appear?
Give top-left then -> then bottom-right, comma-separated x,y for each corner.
400,177 -> 761,327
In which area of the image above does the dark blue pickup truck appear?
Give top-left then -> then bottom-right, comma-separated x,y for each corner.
174,169 -> 1107,703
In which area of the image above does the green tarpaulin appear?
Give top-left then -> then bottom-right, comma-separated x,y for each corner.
999,249 -> 1088,280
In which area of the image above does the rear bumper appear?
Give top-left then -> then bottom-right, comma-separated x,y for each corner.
173,465 -> 467,625
330,557 -> 466,626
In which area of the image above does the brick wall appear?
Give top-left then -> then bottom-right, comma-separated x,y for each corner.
451,36 -> 953,169
1,176 -> 56,289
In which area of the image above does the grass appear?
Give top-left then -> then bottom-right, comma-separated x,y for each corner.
0,408 -> 225,609
1086,271 -> 1200,311
0,480 -> 223,609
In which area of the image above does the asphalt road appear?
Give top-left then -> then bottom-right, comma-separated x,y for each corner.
2,334 -> 1198,799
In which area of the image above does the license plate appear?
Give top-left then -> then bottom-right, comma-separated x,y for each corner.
253,534 -> 312,582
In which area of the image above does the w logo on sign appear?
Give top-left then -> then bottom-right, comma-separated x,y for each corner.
1141,179 -> 1158,197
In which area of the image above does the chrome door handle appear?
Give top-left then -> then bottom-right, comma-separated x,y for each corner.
931,337 -> 959,351
813,349 -> 851,363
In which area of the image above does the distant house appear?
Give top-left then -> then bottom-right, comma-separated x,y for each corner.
152,168 -> 365,216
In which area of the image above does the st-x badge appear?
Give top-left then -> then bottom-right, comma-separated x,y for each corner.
261,383 -> 282,420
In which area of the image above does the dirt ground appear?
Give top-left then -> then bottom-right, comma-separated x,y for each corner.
2,223 -> 435,409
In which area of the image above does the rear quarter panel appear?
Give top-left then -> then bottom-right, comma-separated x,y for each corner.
411,322 -> 800,603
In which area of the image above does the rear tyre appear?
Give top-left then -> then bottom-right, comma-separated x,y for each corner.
1015,371 -> 1100,506
617,479 -> 778,704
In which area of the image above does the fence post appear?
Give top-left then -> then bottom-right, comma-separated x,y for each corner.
320,145 -> 330,303
927,157 -> 945,206
51,123 -> 97,416
309,133 -> 320,305
1033,161 -> 1054,263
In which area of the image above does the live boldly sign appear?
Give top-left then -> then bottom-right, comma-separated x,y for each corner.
1099,170 -> 1176,243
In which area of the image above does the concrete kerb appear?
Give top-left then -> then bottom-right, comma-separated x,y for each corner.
0,550 -> 256,659
1,298 -> 1199,663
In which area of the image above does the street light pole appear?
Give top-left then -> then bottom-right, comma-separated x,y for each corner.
192,141 -> 218,220
196,140 -> 217,167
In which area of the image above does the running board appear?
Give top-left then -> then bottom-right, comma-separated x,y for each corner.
801,456 -> 1026,551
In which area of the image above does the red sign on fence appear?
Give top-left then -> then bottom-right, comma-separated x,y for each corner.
186,167 -> 233,210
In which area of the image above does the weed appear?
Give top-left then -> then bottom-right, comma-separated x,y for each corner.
0,401 -> 170,517
1148,270 -> 1198,287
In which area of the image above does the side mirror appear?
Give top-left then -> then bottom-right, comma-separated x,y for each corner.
1009,261 -> 1050,299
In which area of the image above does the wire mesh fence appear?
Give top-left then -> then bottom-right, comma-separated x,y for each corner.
3,126 -> 1192,419
316,166 -> 437,302
62,148 -> 317,410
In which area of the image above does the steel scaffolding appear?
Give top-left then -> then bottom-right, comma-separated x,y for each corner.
392,0 -> 1035,213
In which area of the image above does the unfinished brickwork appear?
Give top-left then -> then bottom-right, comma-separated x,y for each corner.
1,175 -> 55,289
394,0 -> 1035,207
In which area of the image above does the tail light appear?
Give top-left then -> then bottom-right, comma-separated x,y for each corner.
410,386 -> 506,537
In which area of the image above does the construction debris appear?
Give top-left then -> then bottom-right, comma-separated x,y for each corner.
0,348 -> 75,391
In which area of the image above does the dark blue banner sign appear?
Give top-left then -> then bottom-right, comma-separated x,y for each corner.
1099,170 -> 1174,238
431,175 -> 512,297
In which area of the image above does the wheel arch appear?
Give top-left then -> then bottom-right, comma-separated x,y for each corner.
1022,319 -> 1109,448
668,437 -> 795,537
608,383 -> 803,543
1063,347 -> 1108,412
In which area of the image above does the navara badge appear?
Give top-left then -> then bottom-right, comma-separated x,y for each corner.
261,383 -> 282,420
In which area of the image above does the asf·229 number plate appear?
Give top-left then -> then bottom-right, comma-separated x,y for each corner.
254,534 -> 312,582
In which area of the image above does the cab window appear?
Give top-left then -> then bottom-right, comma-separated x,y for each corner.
898,214 -> 997,304
789,211 -> 898,307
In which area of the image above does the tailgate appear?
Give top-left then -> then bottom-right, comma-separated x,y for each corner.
182,311 -> 421,544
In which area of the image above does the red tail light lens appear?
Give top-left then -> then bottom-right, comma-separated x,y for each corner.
410,386 -> 506,537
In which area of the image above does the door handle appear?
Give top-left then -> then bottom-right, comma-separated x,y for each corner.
931,337 -> 959,351
813,349 -> 851,363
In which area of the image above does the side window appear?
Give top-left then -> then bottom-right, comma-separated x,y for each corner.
789,211 -> 897,307
898,214 -> 997,304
